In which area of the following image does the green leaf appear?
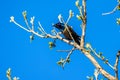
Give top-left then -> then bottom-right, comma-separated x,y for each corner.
117,4 -> 120,10
76,15 -> 82,20
22,11 -> 27,20
104,59 -> 108,64
98,52 -> 103,57
116,18 -> 120,25
30,34 -> 34,43
57,61 -> 63,65
57,58 -> 65,66
102,56 -> 105,60
66,58 -> 70,63
48,42 -> 56,49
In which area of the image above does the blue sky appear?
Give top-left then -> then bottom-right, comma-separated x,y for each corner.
0,0 -> 120,80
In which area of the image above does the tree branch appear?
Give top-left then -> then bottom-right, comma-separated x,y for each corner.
78,1 -> 115,79
56,34 -> 116,79
57,11 -> 77,45
80,0 -> 87,49
102,3 -> 120,15
114,51 -> 120,80
62,47 -> 76,68
57,48 -> 77,52
88,45 -> 114,70
81,49 -> 115,80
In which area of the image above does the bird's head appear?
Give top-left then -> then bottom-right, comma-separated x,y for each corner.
53,22 -> 65,31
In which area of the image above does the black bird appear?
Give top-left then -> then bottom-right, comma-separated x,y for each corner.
53,22 -> 81,45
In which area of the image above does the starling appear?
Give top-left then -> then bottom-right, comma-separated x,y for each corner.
53,22 -> 81,45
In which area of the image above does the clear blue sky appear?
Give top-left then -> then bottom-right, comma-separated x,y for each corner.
0,0 -> 120,80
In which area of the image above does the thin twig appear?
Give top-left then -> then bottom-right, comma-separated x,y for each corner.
94,68 -> 101,80
80,0 -> 87,48
38,27 -> 45,35
76,3 -> 84,22
24,18 -> 31,30
102,3 -> 120,15
57,50 -> 72,52
58,14 -> 76,44
58,14 -> 64,23
79,6 -> 83,17
30,30 -> 46,38
63,15 -> 76,44
89,47 -> 114,70
62,47 -> 76,68
12,20 -> 46,38
57,48 -> 77,52
32,23 -> 34,30
79,6 -> 84,22
66,16 -> 71,25
114,51 -> 120,80
13,21 -> 31,32
38,21 -> 47,34
30,16 -> 35,30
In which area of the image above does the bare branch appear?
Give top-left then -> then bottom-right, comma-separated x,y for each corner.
38,21 -> 47,34
58,14 -> 64,23
22,11 -> 31,30
114,51 -> 120,80
80,0 -> 87,49
30,16 -> 35,30
57,50 -> 73,52
66,10 -> 74,24
62,47 -> 76,68
58,12 -> 77,44
75,0 -> 83,18
24,18 -> 31,30
94,68 -> 101,80
88,45 -> 114,70
102,3 -> 120,15
10,16 -> 30,32
30,30 -> 46,38
81,49 -> 115,80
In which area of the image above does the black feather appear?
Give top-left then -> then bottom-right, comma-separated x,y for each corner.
53,22 -> 81,45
